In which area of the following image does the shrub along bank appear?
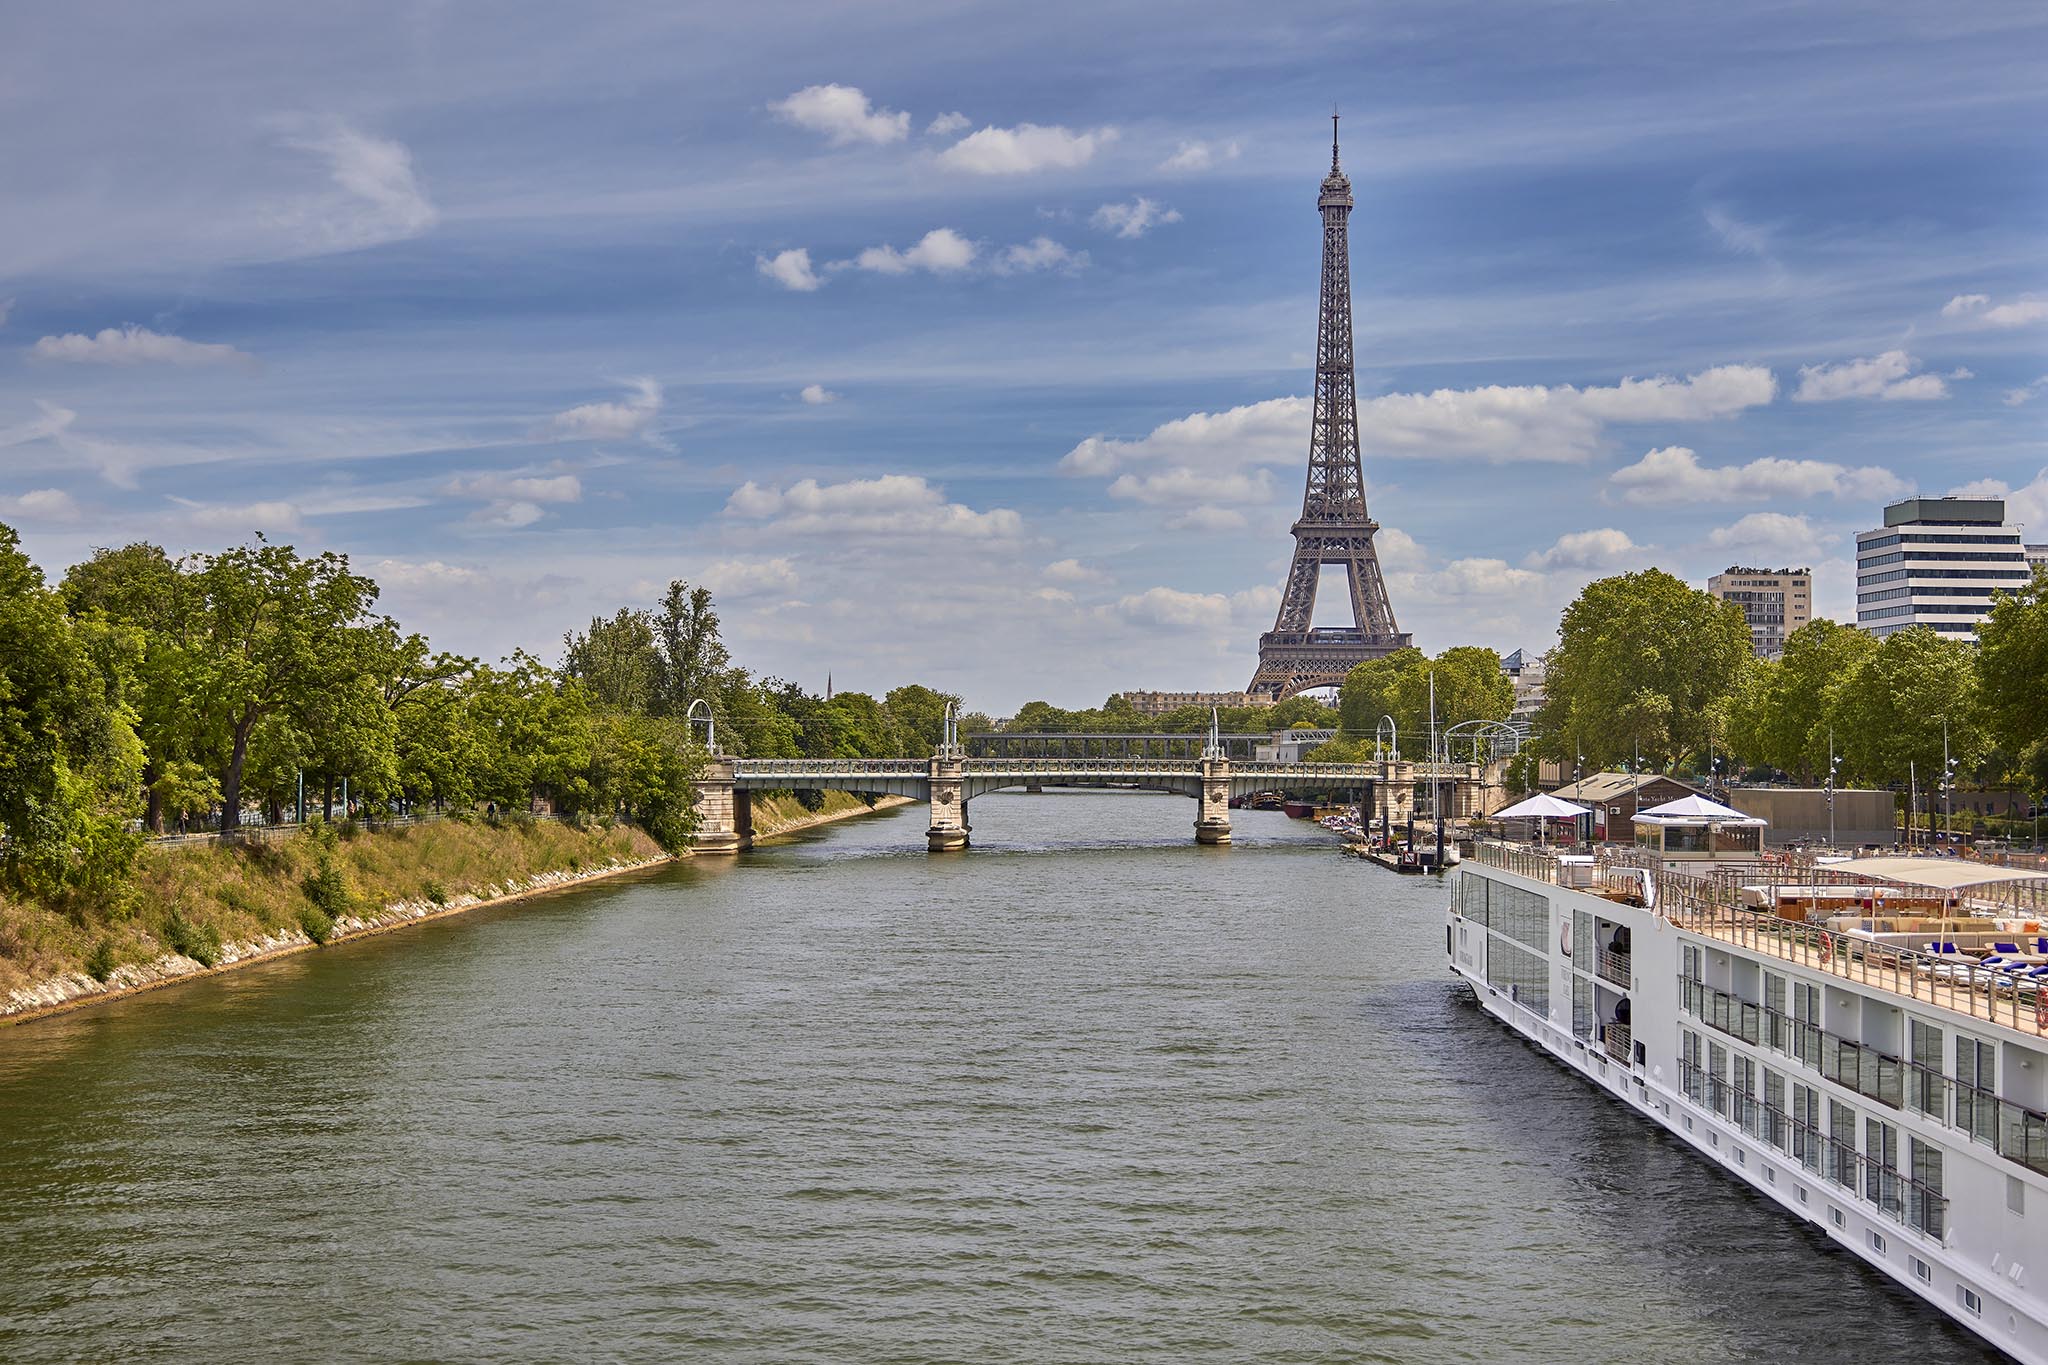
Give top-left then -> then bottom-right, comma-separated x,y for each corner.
0,816 -> 663,1004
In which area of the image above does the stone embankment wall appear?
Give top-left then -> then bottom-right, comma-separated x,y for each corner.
3,853 -> 670,1026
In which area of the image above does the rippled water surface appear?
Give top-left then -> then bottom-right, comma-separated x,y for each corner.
0,793 -> 2003,1362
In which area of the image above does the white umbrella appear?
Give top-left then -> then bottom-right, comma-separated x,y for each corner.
1490,792 -> 1593,848
1493,793 -> 1594,820
1638,793 -> 1767,825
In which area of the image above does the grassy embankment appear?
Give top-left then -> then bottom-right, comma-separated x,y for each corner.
0,817 -> 664,1001
748,789 -> 908,838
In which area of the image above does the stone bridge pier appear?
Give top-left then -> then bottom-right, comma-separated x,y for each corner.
1196,757 -> 1232,845
927,755 -> 969,851
692,757 -> 754,854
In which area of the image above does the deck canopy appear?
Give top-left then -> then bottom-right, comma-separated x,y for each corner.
1813,856 -> 2048,894
1635,793 -> 1767,825
1492,793 -> 1592,820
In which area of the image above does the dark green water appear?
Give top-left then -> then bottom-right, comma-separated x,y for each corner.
0,793 -> 2001,1362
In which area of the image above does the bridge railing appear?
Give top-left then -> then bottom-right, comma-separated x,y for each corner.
732,759 -> 929,776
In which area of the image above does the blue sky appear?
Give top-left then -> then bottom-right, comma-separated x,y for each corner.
2,1 -> 2044,713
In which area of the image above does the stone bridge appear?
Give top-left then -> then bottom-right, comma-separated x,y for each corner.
693,753 -> 1506,853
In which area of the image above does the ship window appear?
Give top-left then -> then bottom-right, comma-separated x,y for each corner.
1868,1230 -> 1886,1255
1960,1287 -> 1983,1316
1912,1256 -> 1931,1282
1829,1206 -> 1844,1227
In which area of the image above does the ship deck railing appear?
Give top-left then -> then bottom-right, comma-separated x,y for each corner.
1466,839 -> 2048,1040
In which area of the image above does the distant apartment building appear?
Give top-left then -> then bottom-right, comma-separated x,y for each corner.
1855,497 -> 2031,640
1707,566 -> 1811,658
1500,648 -> 1546,725
1119,689 -> 1258,717
2028,543 -> 2048,575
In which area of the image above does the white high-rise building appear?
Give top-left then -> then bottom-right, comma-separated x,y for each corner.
1855,496 -> 2030,640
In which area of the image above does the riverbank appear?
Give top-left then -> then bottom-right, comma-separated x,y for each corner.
2,790 -> 917,1028
748,791 -> 916,840
1,817 -> 668,1026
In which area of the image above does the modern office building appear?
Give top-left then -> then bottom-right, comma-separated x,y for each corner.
1707,567 -> 1812,657
2027,543 -> 2047,575
1855,497 -> 2031,640
1501,648 -> 1547,726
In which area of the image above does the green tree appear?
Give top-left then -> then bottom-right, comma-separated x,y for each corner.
185,541 -> 382,830
1978,565 -> 2048,792
1337,645 -> 1511,751
1535,569 -> 1751,770
1725,618 -> 1876,780
563,608 -> 663,713
0,524 -> 143,895
1833,626 -> 1986,787
885,684 -> 960,754
655,580 -> 730,717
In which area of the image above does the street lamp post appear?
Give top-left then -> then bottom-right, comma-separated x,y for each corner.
1826,727 -> 1841,849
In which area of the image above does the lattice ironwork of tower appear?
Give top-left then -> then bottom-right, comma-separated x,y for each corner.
1246,117 -> 1412,702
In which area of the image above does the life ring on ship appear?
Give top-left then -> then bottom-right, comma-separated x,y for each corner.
1561,919 -> 1572,958
1818,934 -> 1833,966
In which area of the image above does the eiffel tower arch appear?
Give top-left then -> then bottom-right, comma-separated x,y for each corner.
1247,117 -> 1411,702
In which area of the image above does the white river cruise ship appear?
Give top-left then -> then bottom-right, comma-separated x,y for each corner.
1448,802 -> 2048,1363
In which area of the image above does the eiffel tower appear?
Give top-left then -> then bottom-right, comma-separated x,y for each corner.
1247,116 -> 1411,702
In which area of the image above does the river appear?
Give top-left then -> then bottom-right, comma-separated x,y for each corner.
0,791 -> 2001,1362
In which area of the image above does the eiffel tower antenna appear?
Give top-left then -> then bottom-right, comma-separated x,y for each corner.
1246,118 -> 1411,702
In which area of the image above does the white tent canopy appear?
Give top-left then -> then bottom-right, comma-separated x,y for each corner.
1492,793 -> 1593,820
1636,793 -> 1768,825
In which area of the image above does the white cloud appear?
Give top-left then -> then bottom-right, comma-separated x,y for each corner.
1432,558 -> 1543,597
1705,205 -> 1774,259
1706,511 -> 1835,561
442,473 -> 583,504
0,488 -> 80,521
1045,558 -> 1108,584
1090,197 -> 1182,239
1943,293 -> 2048,329
1063,364 -> 1778,478
724,474 -> 1022,540
0,400 -> 77,450
1105,585 -> 1273,632
926,111 -> 970,137
1951,470 -> 2048,530
799,383 -> 839,405
993,236 -> 1087,274
31,325 -> 256,369
756,247 -> 822,292
1794,350 -> 1949,402
1107,467 -> 1272,507
2004,376 -> 2048,406
770,84 -> 909,146
1165,506 -> 1248,531
545,378 -> 662,441
281,124 -> 437,252
695,556 -> 800,598
938,123 -> 1114,175
1158,139 -> 1240,173
172,497 -> 304,534
1373,527 -> 1428,570
443,471 -> 582,528
1523,528 -> 1643,571
851,227 -> 977,276
1609,446 -> 1908,506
